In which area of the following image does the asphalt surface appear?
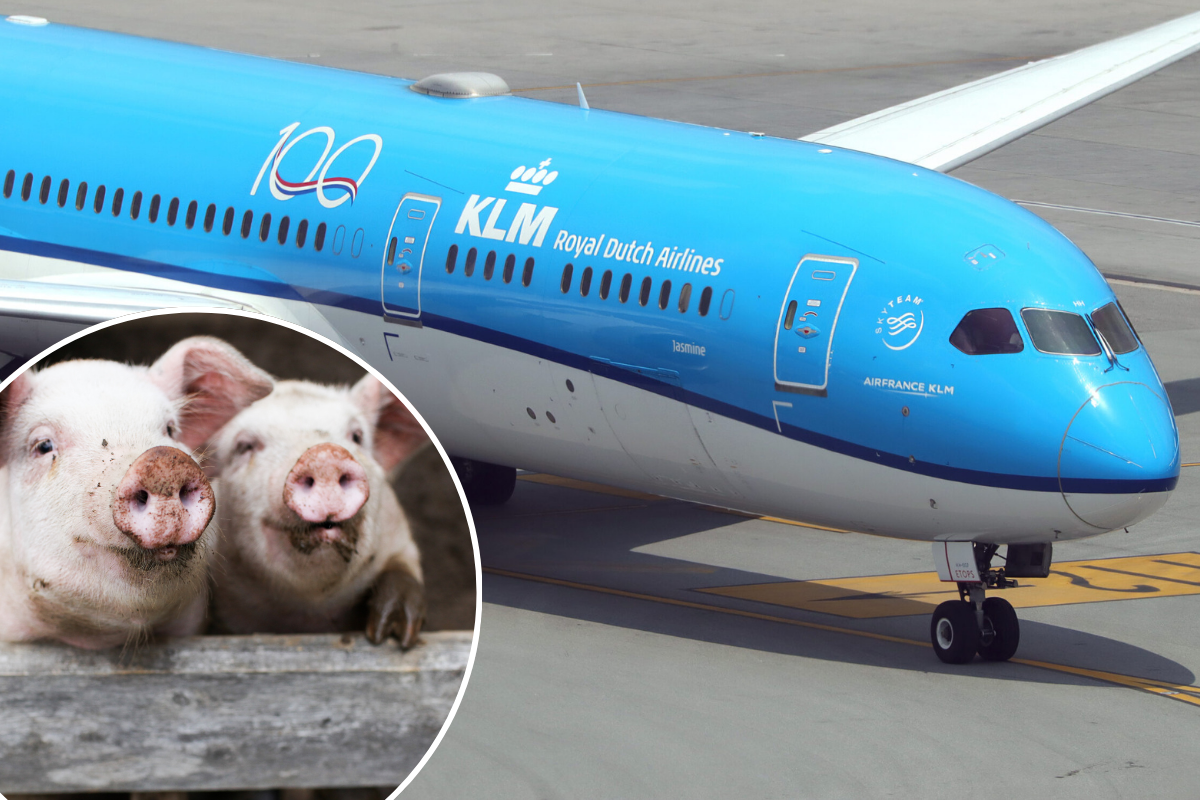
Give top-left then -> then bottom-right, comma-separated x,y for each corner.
6,1 -> 1200,797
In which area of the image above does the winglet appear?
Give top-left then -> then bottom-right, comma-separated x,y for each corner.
577,82 -> 590,110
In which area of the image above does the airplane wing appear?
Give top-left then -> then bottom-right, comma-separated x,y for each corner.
0,278 -> 242,326
800,11 -> 1200,172
0,279 -> 246,379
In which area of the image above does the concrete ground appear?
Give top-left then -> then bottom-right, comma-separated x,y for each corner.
6,0 -> 1200,797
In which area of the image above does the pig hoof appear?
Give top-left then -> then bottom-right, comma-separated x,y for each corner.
366,566 -> 425,648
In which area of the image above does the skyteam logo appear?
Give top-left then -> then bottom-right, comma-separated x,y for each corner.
877,294 -> 924,351
251,122 -> 383,209
455,158 -> 560,247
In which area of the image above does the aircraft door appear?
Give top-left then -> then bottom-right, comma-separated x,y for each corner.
381,193 -> 441,319
774,255 -> 857,396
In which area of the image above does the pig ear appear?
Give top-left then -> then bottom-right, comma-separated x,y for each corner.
0,372 -> 34,467
149,336 -> 274,450
351,374 -> 428,472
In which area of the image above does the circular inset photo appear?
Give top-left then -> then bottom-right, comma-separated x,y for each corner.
0,309 -> 479,797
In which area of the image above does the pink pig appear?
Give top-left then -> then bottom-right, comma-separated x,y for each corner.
206,375 -> 428,647
0,336 -> 273,649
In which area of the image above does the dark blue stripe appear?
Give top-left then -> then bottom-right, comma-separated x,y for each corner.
2,234 -> 1178,496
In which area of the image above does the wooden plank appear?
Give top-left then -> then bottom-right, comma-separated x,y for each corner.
0,631 -> 472,793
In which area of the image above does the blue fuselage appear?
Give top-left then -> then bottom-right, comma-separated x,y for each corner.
0,20 -> 1180,542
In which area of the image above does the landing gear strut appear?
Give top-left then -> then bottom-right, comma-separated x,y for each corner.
930,543 -> 1021,664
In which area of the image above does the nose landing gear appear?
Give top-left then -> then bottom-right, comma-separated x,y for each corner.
930,543 -> 1021,664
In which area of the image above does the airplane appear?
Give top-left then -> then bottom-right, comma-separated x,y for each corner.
0,11 -> 1194,664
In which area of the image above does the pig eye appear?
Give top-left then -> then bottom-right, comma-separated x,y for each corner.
166,422 -> 177,439
33,439 -> 54,456
234,438 -> 261,457
350,430 -> 364,445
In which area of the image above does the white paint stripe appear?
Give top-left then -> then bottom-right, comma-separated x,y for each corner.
1106,277 -> 1200,296
1015,199 -> 1200,230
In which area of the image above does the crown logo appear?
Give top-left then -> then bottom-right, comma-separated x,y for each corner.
506,158 -> 559,196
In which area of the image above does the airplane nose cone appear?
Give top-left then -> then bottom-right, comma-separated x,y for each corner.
1059,382 -> 1179,530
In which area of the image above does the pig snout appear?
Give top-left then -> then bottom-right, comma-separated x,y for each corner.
283,443 -> 370,528
112,446 -> 215,558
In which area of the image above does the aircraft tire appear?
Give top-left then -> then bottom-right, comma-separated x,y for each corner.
977,597 -> 1020,662
451,458 -> 517,506
930,600 -> 980,664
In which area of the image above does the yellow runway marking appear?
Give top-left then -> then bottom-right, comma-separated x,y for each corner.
484,566 -> 923,646
701,552 -> 1200,618
698,505 -> 853,534
501,503 -> 653,519
517,474 -> 853,532
1183,462 -> 1200,468
483,566 -> 1200,708
517,473 -> 665,500
513,54 -> 1045,93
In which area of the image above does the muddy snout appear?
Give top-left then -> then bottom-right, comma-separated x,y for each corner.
284,443 -> 370,535
112,446 -> 215,559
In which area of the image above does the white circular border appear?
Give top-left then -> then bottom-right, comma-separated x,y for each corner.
0,306 -> 483,796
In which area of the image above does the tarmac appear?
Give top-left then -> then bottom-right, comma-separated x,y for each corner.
7,1 -> 1200,796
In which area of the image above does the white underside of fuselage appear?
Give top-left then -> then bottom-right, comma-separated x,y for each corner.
6,253 -> 1167,545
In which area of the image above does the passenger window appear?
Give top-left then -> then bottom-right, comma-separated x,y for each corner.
639,277 -> 652,307
277,215 -> 289,244
259,212 -> 272,242
445,244 -> 457,273
678,283 -> 692,313
503,253 -> 515,283
580,266 -> 593,297
186,200 -> 198,229
600,269 -> 613,300
56,178 -> 69,208
698,286 -> 713,317
658,280 -> 672,310
129,191 -> 142,220
464,247 -> 477,277
2,170 -> 12,198
783,299 -> 798,330
332,225 -> 346,255
1020,308 -> 1100,355
387,237 -> 398,265
21,172 -> 32,201
111,187 -> 124,216
560,263 -> 573,293
75,182 -> 88,211
38,175 -> 50,204
237,209 -> 250,238
522,257 -> 535,287
296,219 -> 308,247
484,251 -> 496,280
167,197 -> 179,225
93,185 -> 106,213
619,273 -> 632,303
314,221 -> 326,251
204,203 -> 217,233
719,289 -> 735,320
148,194 -> 160,223
949,308 -> 1023,355
1091,302 -> 1139,355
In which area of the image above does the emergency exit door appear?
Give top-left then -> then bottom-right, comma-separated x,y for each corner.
381,193 -> 441,319
773,255 -> 857,395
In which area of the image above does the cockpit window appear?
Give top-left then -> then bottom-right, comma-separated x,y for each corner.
1091,302 -> 1139,355
1020,309 -> 1101,356
949,308 -> 1023,355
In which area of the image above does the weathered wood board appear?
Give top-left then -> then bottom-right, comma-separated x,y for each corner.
0,631 -> 472,793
